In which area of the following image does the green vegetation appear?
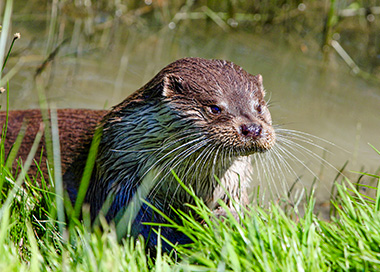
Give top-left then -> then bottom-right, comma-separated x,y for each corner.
1,128 -> 380,271
1,0 -> 380,271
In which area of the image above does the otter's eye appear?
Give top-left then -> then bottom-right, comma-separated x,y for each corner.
209,105 -> 222,114
255,104 -> 262,114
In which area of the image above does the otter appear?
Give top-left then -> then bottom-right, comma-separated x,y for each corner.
1,58 -> 275,250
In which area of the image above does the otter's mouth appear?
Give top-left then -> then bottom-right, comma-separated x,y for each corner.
237,134 -> 276,156
235,122 -> 276,156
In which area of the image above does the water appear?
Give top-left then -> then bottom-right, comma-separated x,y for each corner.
5,2 -> 380,209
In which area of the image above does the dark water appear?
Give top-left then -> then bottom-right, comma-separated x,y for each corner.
5,1 -> 380,208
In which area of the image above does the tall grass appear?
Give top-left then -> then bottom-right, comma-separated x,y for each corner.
1,135 -> 380,271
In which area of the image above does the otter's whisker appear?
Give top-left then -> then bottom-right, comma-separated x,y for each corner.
158,145 -> 214,212
140,134 -> 208,181
256,154 -> 279,197
276,128 -> 340,150
182,144 -> 216,194
269,147 -> 295,194
274,141 -> 321,184
278,137 -> 341,176
195,144 -> 218,182
148,138 -> 212,206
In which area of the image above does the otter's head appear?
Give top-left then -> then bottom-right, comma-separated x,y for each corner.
155,58 -> 275,156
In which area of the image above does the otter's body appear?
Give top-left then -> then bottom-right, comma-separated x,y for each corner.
1,58 -> 275,250
0,109 -> 106,177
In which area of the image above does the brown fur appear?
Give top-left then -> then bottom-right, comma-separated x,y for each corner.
0,109 -> 107,177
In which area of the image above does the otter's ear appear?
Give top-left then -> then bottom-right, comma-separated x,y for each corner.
162,74 -> 187,98
255,74 -> 265,96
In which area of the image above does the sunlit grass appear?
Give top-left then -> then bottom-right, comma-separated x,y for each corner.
1,137 -> 380,271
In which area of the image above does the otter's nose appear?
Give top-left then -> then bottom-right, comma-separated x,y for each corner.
240,124 -> 262,139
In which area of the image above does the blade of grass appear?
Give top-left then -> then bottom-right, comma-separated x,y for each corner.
0,83 -> 11,192
0,203 -> 10,252
2,33 -> 20,72
351,171 -> 379,179
369,144 -> 380,156
0,0 -> 13,80
0,59 -> 24,88
4,118 -> 27,169
46,0 -> 59,55
375,175 -> 380,212
50,106 -> 65,236
1,80 -> 10,137
202,6 -> 229,31
115,169 -> 157,242
26,222 -> 41,272
73,127 -> 102,219
35,76 -> 53,175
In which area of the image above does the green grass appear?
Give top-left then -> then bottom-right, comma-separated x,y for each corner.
1,137 -> 380,271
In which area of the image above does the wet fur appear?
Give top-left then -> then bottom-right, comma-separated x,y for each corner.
2,58 -> 275,251
0,109 -> 106,178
